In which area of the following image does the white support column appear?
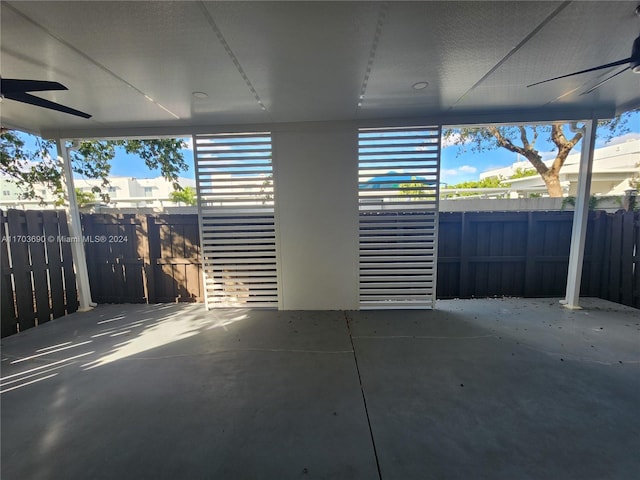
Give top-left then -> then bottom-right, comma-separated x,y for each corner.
57,139 -> 95,311
563,118 -> 597,309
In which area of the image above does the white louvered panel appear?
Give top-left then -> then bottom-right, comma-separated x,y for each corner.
194,132 -> 278,309
359,126 -> 441,309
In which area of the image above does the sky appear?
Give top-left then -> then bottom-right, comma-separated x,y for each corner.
10,110 -> 640,186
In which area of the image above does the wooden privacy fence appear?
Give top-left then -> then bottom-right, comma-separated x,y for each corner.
2,209 -> 637,338
437,210 -> 640,308
1,209 -> 78,337
81,213 -> 202,304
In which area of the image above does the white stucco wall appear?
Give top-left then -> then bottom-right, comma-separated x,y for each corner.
272,122 -> 359,310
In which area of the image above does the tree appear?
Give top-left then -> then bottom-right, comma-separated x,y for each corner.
169,186 -> 197,206
397,176 -> 432,198
0,129 -> 188,203
442,112 -> 634,197
630,163 -> 640,190
510,167 -> 538,179
75,188 -> 97,206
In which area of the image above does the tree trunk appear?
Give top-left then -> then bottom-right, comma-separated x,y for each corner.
542,172 -> 563,197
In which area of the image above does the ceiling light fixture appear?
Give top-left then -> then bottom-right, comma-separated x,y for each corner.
412,81 -> 429,90
192,91 -> 209,99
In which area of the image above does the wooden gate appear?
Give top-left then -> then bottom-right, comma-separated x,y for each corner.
81,213 -> 202,304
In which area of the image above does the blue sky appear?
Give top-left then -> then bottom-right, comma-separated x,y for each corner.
12,110 -> 640,185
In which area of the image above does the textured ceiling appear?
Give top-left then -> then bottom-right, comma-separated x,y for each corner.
1,1 -> 639,137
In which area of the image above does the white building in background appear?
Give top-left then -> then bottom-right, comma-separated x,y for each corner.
480,139 -> 640,197
0,176 -> 196,209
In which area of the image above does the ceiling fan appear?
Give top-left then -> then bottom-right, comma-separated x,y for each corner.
527,6 -> 640,94
0,78 -> 91,119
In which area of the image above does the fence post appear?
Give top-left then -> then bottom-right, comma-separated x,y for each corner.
1,210 -> 18,337
459,212 -> 470,297
140,214 -> 156,304
621,211 -> 635,306
634,212 -> 640,308
586,211 -> 605,297
524,211 -> 536,297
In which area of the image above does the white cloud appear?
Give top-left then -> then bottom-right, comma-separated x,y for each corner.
442,169 -> 459,176
540,150 -> 557,161
601,132 -> 640,146
458,165 -> 477,173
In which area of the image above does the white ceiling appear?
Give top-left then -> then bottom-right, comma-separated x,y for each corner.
1,1 -> 639,138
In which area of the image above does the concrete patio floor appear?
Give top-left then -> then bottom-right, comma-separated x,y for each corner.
1,298 -> 639,480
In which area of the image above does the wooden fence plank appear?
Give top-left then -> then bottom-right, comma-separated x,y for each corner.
145,215 -> 159,303
7,210 -> 35,331
25,211 -> 51,324
43,211 -> 66,319
459,212 -> 470,297
1,210 -> 18,337
609,212 -> 623,303
620,211 -> 635,306
634,212 -> 640,309
58,210 -> 78,313
524,211 -> 537,297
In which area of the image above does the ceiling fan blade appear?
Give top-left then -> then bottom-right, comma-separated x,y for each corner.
1,78 -> 67,94
4,92 -> 91,119
580,66 -> 631,96
527,57 -> 631,87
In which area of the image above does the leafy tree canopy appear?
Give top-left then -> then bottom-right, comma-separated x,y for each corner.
0,129 -> 188,203
442,112 -> 634,197
75,188 -> 97,207
169,186 -> 197,206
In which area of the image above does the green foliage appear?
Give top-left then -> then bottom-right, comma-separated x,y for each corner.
75,188 -> 97,206
397,177 -> 432,198
0,130 -> 63,202
510,167 -> 537,179
443,175 -> 508,198
258,174 -> 274,204
561,195 -> 622,210
0,130 -> 188,203
169,186 -> 197,206
450,176 -> 506,189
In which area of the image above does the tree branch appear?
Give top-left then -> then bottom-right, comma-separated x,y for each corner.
550,124 -> 583,173
518,126 -> 531,151
489,126 -> 548,175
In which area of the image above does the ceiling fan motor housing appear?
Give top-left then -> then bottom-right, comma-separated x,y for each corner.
632,36 -> 640,73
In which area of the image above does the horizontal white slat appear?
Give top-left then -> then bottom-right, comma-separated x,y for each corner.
360,235 -> 435,242
360,279 -> 434,285
204,264 -> 277,271
200,214 -> 276,221
360,266 -> 435,273
206,283 -> 277,290
360,231 -> 435,238
201,234 -> 274,242
196,132 -> 279,309
358,126 -> 440,309
202,231 -> 275,238
203,257 -> 277,265
201,226 -> 274,234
